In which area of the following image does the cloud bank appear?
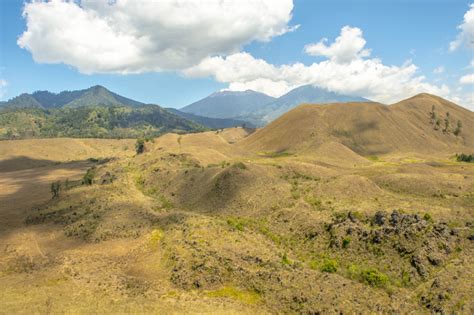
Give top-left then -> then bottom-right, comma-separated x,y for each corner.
449,4 -> 474,52
18,0 -> 295,74
184,26 -> 451,104
17,1 -> 472,108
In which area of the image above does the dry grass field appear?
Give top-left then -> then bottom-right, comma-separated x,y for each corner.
0,96 -> 473,313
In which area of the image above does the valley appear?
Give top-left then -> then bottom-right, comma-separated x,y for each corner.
0,95 -> 473,313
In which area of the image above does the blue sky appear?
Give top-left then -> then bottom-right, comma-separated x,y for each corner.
0,0 -> 473,108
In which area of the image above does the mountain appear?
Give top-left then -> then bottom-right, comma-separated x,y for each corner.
240,93 -> 473,155
180,85 -> 370,126
247,85 -> 370,125
180,90 -> 276,119
0,85 -> 145,109
165,108 -> 253,129
0,105 -> 205,139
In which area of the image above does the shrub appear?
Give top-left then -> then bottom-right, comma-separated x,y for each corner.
135,138 -> 145,154
227,217 -> 247,231
342,237 -> 351,248
50,181 -> 61,199
456,153 -> 474,163
281,253 -> 292,266
320,259 -> 338,273
360,268 -> 389,287
83,168 -> 95,185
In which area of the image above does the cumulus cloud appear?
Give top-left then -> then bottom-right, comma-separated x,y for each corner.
460,74 -> 474,84
18,0 -> 296,74
184,26 -> 452,105
304,26 -> 370,63
449,4 -> 474,51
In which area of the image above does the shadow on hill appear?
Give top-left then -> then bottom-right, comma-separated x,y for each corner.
0,157 -> 94,237
0,156 -> 59,172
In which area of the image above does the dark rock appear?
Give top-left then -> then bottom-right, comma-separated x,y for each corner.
390,211 -> 400,226
411,255 -> 427,278
373,211 -> 386,226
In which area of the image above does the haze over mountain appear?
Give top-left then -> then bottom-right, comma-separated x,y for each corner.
166,108 -> 252,129
181,85 -> 370,126
180,90 -> 276,120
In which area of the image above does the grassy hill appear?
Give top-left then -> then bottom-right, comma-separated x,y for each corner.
240,93 -> 473,156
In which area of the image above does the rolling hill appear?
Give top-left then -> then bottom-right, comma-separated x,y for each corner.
240,93 -> 473,156
249,85 -> 370,125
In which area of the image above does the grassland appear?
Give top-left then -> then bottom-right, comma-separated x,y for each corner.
0,124 -> 472,313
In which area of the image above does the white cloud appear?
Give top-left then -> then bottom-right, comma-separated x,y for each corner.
18,0 -> 296,74
184,26 -> 453,105
0,79 -> 7,100
460,74 -> 474,84
433,66 -> 445,74
449,4 -> 474,51
303,26 -> 371,63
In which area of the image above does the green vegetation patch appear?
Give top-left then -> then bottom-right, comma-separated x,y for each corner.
206,286 -> 261,304
455,153 -> 474,163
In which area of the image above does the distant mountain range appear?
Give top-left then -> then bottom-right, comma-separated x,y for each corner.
180,90 -> 276,120
1,85 -> 144,109
180,85 -> 370,126
166,108 -> 251,129
0,86 -> 207,139
0,84 -> 372,139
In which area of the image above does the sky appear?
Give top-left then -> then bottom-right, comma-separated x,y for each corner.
0,0 -> 473,109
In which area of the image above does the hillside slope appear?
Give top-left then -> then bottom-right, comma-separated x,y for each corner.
249,85 -> 370,125
240,94 -> 473,156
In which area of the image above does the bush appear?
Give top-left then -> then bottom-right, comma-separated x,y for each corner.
456,153 -> 474,163
50,181 -> 61,199
83,168 -> 95,185
360,268 -> 389,287
135,138 -> 145,154
342,237 -> 351,248
320,259 -> 338,273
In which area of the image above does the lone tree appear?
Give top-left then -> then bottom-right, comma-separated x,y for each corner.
454,120 -> 462,136
434,118 -> 442,130
135,138 -> 145,154
51,181 -> 61,199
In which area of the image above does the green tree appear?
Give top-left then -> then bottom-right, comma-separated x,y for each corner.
429,105 -> 436,124
454,120 -> 462,136
135,138 -> 145,154
443,112 -> 450,132
51,181 -> 61,199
